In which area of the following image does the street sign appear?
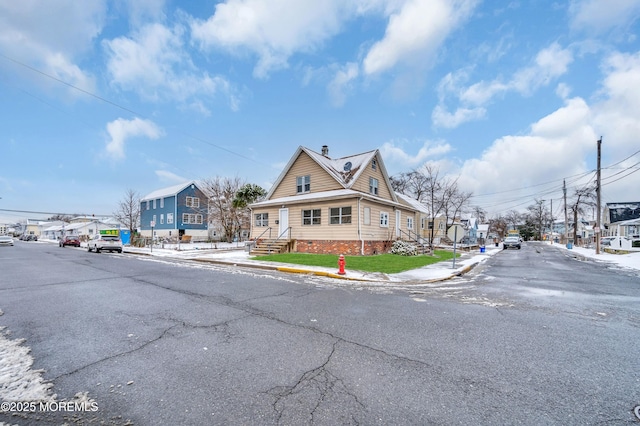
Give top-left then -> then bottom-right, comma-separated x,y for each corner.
150,221 -> 156,227
447,224 -> 465,243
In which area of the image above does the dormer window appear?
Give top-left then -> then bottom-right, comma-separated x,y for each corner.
297,175 -> 310,193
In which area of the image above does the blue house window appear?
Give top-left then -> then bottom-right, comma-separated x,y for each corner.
167,213 -> 173,224
160,198 -> 164,208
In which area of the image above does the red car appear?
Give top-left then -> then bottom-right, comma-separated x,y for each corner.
59,235 -> 81,247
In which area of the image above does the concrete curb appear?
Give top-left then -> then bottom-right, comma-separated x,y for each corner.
124,248 -> 487,283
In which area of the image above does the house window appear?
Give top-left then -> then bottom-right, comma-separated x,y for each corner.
372,159 -> 377,170
407,217 -> 414,230
186,196 -> 200,208
160,198 -> 164,208
146,200 -> 150,210
330,207 -> 352,224
364,207 -> 371,225
296,175 -> 311,193
167,213 -> 173,224
182,213 -> 203,224
153,199 -> 157,209
255,213 -> 269,227
153,215 -> 157,225
421,217 -> 426,230
302,209 -> 321,225
380,212 -> 389,227
369,177 -> 378,195
160,214 -> 164,225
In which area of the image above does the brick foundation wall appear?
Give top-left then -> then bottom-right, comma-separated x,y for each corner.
293,240 -> 393,255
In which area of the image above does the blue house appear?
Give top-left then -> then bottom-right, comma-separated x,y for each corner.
140,181 -> 208,240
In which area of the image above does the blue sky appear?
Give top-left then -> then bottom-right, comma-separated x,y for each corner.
1,0 -> 639,224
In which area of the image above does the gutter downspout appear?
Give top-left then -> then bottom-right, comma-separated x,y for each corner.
358,196 -> 364,255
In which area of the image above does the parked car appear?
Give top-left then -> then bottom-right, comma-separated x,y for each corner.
88,234 -> 123,253
59,235 -> 81,247
23,234 -> 38,241
0,235 -> 14,246
600,236 -> 615,246
503,236 -> 521,250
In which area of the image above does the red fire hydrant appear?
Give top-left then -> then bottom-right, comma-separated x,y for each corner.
337,254 -> 346,275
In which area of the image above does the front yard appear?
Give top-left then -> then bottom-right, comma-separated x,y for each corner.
252,250 -> 457,274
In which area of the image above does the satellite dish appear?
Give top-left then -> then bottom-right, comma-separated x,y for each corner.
344,161 -> 352,172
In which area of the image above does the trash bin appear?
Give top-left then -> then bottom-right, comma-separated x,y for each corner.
480,246 -> 486,253
566,239 -> 573,249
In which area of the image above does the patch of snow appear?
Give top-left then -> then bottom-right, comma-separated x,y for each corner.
0,327 -> 54,402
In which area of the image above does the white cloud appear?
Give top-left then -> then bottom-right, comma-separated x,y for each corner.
433,42 -> 574,128
0,0 -> 104,94
327,62 -> 360,107
104,23 -> 240,111
363,0 -> 477,76
569,0 -> 640,34
380,139 -> 453,169
441,48 -> 640,214
431,105 -> 486,129
155,170 -> 188,183
190,0 -> 348,78
105,117 -> 163,159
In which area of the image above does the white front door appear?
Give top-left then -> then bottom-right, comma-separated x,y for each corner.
279,208 -> 289,238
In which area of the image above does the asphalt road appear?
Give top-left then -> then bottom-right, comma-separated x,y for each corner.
0,241 -> 639,425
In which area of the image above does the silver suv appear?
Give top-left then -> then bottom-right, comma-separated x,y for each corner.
88,234 -> 123,253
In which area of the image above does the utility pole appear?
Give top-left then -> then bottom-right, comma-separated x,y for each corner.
563,179 -> 568,244
596,137 -> 602,255
550,199 -> 553,244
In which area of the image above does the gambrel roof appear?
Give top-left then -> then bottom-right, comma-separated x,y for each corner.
264,146 -> 398,203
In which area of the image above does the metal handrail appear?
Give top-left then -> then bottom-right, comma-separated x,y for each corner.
398,229 -> 429,253
254,227 -> 272,242
268,227 -> 292,254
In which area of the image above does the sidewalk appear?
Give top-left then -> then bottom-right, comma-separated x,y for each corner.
123,243 -> 503,284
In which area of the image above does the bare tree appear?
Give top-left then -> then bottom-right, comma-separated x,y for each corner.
570,187 -> 596,245
526,199 -> 550,241
489,216 -> 507,241
113,189 -> 141,235
201,176 -> 253,242
471,206 -> 488,223
504,210 -> 522,233
391,165 -> 474,248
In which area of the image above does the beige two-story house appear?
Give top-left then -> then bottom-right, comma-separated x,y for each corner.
249,145 -> 421,255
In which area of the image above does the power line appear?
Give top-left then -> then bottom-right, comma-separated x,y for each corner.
0,53 -> 261,164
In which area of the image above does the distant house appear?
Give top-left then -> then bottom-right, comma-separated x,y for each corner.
140,181 -> 208,239
249,145 -> 421,255
604,202 -> 640,237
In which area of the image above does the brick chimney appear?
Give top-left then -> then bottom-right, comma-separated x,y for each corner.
321,145 -> 329,156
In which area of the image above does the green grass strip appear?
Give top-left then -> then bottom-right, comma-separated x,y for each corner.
252,251 -> 457,274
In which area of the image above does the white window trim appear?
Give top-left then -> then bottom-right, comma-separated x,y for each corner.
380,212 -> 389,227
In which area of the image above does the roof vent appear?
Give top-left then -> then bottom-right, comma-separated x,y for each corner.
321,145 -> 329,156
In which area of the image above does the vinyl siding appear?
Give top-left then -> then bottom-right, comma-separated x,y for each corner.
270,151 -> 342,199
351,155 -> 393,200
252,198 -> 418,242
